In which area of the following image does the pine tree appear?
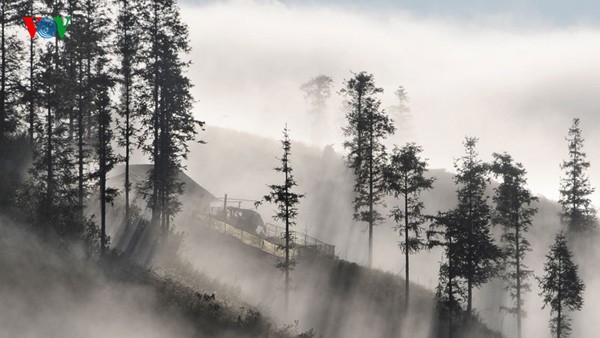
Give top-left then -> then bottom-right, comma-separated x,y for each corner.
92,56 -> 118,255
16,0 -> 43,145
388,86 -> 411,134
300,74 -> 332,143
137,0 -> 203,238
0,0 -> 25,144
15,0 -> 42,144
559,118 -> 597,234
341,71 -> 395,267
63,0 -> 91,214
74,0 -> 119,255
114,0 -> 141,232
538,232 -> 585,338
21,1 -> 89,239
453,137 -> 502,315
258,125 -> 304,314
300,74 -> 332,118
0,0 -> 31,214
428,210 -> 464,338
491,152 -> 537,338
31,41 -> 82,237
385,142 -> 434,310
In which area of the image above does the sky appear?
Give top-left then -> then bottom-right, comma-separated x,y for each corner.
179,0 -> 600,207
182,0 -> 600,25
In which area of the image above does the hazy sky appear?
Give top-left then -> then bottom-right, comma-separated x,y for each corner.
180,0 -> 600,206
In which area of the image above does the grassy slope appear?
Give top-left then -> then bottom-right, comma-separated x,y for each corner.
0,218 -> 306,338
180,221 -> 504,338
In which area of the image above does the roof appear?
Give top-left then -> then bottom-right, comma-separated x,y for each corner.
109,164 -> 217,202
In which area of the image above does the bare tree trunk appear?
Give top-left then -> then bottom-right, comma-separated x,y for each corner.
77,59 -> 84,213
122,0 -> 131,232
557,258 -> 562,338
368,105 -> 374,268
467,190 -> 473,315
100,121 -> 107,256
404,184 -> 410,312
28,37 -> 35,144
284,146 -> 290,314
515,211 -> 522,338
448,236 -> 454,338
150,0 -> 160,227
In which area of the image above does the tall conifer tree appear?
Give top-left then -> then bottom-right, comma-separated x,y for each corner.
115,0 -> 141,231
385,142 -> 434,310
452,137 -> 502,315
559,118 -> 597,234
539,232 -> 585,338
137,0 -> 203,238
341,71 -> 395,267
258,125 -> 304,313
491,153 -> 537,338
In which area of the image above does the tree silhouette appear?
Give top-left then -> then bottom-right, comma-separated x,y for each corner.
0,0 -> 25,145
137,0 -> 203,238
15,0 -> 42,144
387,86 -> 411,135
491,152 -> 537,338
258,125 -> 304,313
452,137 -> 502,315
385,142 -> 434,310
538,232 -> 584,338
559,118 -> 597,234
428,210 -> 464,338
301,74 -> 332,143
91,54 -> 118,255
341,71 -> 395,267
300,74 -> 332,118
114,0 -> 142,233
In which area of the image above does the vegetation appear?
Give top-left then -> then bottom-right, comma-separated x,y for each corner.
341,71 -> 395,267
451,137 -> 503,314
300,74 -> 333,120
384,142 -> 435,310
258,125 -> 304,313
559,118 -> 597,235
538,232 -> 585,338
0,1 -> 595,337
490,153 -> 537,338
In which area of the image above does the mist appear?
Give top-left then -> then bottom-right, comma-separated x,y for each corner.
0,217 -> 197,338
2,0 -> 599,337
171,5 -> 600,333
176,125 -> 600,338
181,0 -> 600,207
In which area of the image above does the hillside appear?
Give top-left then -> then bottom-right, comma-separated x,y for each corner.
180,126 -> 571,336
8,126 -> 574,338
0,216 -> 312,338
179,220 -> 503,338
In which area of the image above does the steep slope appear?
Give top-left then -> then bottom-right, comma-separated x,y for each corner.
181,126 -> 569,337
178,218 -> 503,338
0,216 -> 307,338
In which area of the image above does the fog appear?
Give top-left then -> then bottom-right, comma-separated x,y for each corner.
165,4 -> 600,334
172,124 -> 599,338
5,1 -> 600,337
181,0 -> 600,207
0,217 -> 198,338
